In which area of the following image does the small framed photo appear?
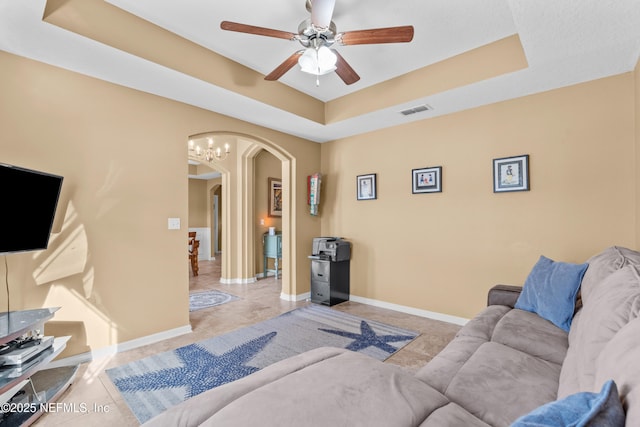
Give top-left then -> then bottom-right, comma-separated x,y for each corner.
356,174 -> 377,200
412,166 -> 442,194
268,177 -> 282,217
493,155 -> 529,192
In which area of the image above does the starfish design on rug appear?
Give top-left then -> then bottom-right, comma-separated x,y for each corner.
319,320 -> 415,354
113,331 -> 277,399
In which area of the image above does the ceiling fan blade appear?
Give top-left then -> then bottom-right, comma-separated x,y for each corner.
220,21 -> 297,40
264,51 -> 304,81
333,50 -> 360,85
310,0 -> 336,28
340,25 -> 414,45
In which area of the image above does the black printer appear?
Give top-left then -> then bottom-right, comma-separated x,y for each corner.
309,237 -> 351,306
310,237 -> 351,262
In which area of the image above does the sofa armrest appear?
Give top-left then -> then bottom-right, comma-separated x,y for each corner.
487,284 -> 522,308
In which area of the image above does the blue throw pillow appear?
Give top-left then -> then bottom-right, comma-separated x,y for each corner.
514,255 -> 588,332
511,379 -> 625,427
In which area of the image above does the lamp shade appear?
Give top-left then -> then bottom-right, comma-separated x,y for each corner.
298,46 -> 337,75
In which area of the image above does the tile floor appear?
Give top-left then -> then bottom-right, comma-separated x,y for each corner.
33,258 -> 461,426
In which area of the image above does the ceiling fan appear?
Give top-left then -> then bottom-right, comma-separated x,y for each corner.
220,0 -> 414,85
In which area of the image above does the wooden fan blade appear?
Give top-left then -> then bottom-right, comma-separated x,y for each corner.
265,51 -> 304,81
333,50 -> 360,85
220,21 -> 297,40
340,25 -> 414,45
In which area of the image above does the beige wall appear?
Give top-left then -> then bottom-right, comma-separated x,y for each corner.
321,73 -> 637,319
0,51 -> 190,356
0,51 -> 320,357
188,179 -> 208,228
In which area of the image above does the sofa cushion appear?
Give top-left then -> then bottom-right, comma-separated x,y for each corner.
416,305 -> 510,392
491,309 -> 568,365
557,309 -> 583,398
511,379 -> 625,427
455,304 -> 511,341
419,402 -> 491,427
143,347 -> 449,427
594,316 -> 640,426
444,342 -> 561,427
580,246 -> 640,305
515,255 -> 588,332
558,265 -> 640,397
416,334 -> 488,393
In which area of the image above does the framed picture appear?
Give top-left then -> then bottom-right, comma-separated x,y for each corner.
356,173 -> 377,200
412,166 -> 442,194
268,177 -> 282,217
493,155 -> 529,192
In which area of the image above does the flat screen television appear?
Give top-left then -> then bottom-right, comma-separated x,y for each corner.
0,163 -> 64,254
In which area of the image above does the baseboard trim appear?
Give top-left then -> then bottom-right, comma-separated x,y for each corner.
278,292 -> 469,325
280,292 -> 310,302
348,295 -> 469,326
220,277 -> 257,284
256,271 -> 280,279
46,324 -> 193,368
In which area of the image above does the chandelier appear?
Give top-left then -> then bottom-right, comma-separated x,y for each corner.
188,138 -> 230,162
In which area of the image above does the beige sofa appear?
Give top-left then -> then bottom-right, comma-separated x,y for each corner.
143,246 -> 639,426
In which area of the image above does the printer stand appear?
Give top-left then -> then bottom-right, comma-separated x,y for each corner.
310,259 -> 350,306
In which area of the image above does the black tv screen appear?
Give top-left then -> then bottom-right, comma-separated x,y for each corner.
0,163 -> 64,254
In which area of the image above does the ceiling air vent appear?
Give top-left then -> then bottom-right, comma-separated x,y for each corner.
399,104 -> 433,116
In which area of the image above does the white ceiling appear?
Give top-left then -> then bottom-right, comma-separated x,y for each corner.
1,0 -> 640,144
106,0 -> 519,102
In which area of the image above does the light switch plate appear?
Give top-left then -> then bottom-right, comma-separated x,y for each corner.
168,218 -> 181,230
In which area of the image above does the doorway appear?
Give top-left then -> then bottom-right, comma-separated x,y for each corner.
187,158 -> 224,274
188,131 -> 298,298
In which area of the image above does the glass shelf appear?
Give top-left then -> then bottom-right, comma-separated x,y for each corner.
0,336 -> 70,395
0,308 -> 59,346
0,365 -> 79,426
0,307 -> 78,425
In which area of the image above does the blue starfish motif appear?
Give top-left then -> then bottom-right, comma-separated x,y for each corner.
319,321 -> 415,354
114,331 -> 276,399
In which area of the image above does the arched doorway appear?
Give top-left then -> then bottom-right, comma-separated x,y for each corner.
187,131 -> 297,298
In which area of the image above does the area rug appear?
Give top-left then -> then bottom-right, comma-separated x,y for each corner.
106,304 -> 419,423
189,289 -> 239,312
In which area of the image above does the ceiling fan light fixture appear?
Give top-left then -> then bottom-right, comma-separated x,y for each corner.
298,45 -> 337,75
221,1 -> 412,86
317,46 -> 337,72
